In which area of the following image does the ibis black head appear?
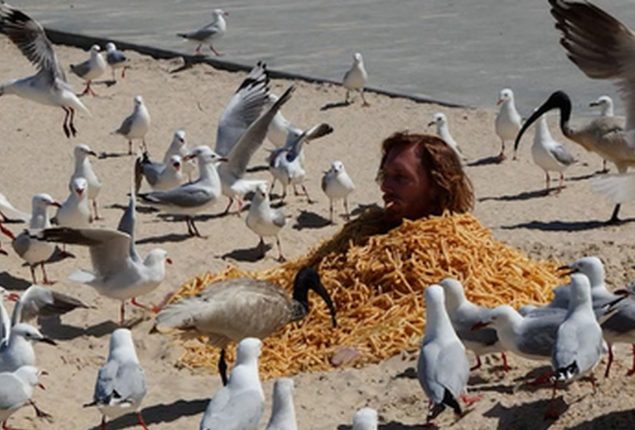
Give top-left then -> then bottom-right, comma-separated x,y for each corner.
292,267 -> 337,327
514,90 -> 572,154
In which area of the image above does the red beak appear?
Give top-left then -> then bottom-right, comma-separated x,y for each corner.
166,257 -> 173,265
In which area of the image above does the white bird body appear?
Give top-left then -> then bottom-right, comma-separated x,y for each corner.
163,130 -> 195,178
352,407 -> 378,430
342,53 -> 369,105
105,42 -> 127,80
590,95 -> 614,118
56,177 -> 90,228
0,323 -> 56,373
70,45 -> 107,83
12,194 -> 60,268
495,88 -> 522,159
91,329 -> 147,426
531,116 -> 575,174
246,183 -> 286,260
11,285 -> 91,325
200,338 -> 264,430
0,192 -> 29,223
115,96 -> 151,154
71,144 -> 101,202
321,160 -> 355,222
265,378 -> 297,430
135,153 -> 183,193
418,285 -> 469,420
429,113 -> 465,161
0,366 -> 41,425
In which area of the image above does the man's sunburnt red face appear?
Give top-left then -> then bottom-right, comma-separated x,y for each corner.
380,143 -> 437,221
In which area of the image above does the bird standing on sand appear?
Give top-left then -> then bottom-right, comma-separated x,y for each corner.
590,95 -> 615,173
114,95 -> 151,155
265,378 -> 297,430
135,153 -> 183,193
417,285 -> 473,423
199,338 -> 264,430
428,112 -> 465,161
154,267 -> 337,386
55,177 -> 90,229
246,183 -> 286,261
70,144 -> 102,222
86,328 -> 148,430
0,4 -> 90,138
342,53 -> 369,106
321,160 -> 355,223
517,115 -> 575,194
70,44 -> 107,97
495,88 -> 521,162
105,42 -> 128,81
177,9 -> 228,56
163,130 -> 195,179
1,194 -> 62,284
0,366 -> 47,430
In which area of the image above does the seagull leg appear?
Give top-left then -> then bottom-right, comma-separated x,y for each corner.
120,302 -> 126,325
88,81 -> 98,97
605,343 -> 614,378
186,217 -> 195,236
344,90 -> 350,104
235,197 -> 244,216
62,107 -> 71,138
28,399 -> 53,422
257,237 -> 266,258
544,171 -> 550,195
141,139 -> 148,153
189,218 -> 206,239
275,236 -> 286,262
496,140 -> 506,162
470,355 -> 482,371
69,108 -> 77,137
626,344 -> 635,376
329,201 -> 334,224
360,89 -> 370,107
607,204 -> 622,225
544,380 -> 560,420
92,199 -> 102,221
30,265 -> 38,284
131,298 -> 161,313
41,264 -> 54,285
100,416 -> 108,430
343,198 -> 351,220
527,370 -> 553,386
501,353 -> 510,372
79,82 -> 91,97
128,141 -> 133,155
222,197 -> 234,215
137,412 -> 149,430
195,44 -> 203,55
219,349 -> 228,386
557,172 -> 565,193
121,67 -> 127,79
210,44 -> 224,56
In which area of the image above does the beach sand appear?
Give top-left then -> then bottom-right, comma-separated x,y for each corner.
2,38 -> 635,429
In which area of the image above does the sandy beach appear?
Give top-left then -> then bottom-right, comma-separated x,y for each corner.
2,37 -> 635,429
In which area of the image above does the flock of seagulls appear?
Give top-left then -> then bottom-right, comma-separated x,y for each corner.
3,0 -> 635,427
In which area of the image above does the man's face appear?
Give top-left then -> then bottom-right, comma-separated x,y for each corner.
380,143 -> 437,221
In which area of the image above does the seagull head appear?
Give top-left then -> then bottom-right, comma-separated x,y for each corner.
33,193 -> 61,210
567,273 -> 593,308
438,278 -> 466,310
134,95 -> 144,106
559,256 -> 604,287
14,366 -> 42,389
330,160 -> 344,173
90,44 -> 101,53
105,42 -> 117,52
235,337 -> 262,365
213,8 -> 228,17
353,52 -> 363,63
72,177 -> 88,198
428,112 -> 446,127
497,88 -> 514,105
174,129 -> 186,146
353,407 -> 378,429
74,144 -> 97,159
589,95 -> 612,108
145,248 -> 172,267
170,155 -> 182,172
12,323 -> 57,346
273,378 -> 294,401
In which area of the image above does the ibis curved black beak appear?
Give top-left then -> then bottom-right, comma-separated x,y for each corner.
311,280 -> 337,328
514,90 -> 572,156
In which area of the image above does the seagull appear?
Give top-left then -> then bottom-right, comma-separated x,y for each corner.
321,160 -> 355,223
163,129 -> 195,180
70,144 -> 102,222
0,4 -> 90,138
342,52 -> 369,106
1,194 -> 62,284
0,192 -> 29,223
352,407 -> 378,430
85,328 -> 148,430
265,378 -> 297,430
601,284 -> 635,378
418,285 -> 471,423
495,88 -> 522,161
139,146 -> 226,238
246,183 -> 286,262
0,323 -> 57,373
548,274 -> 604,418
214,62 -> 269,158
114,95 -> 151,155
428,112 -> 465,161
55,177 -> 90,229
9,284 -> 92,325
268,123 -> 333,203
35,194 -> 172,323
199,338 -> 264,430
0,366 -> 46,430
178,9 -> 228,56
516,114 -> 575,194
135,152 -> 183,193
590,95 -> 616,172
218,86 -> 295,214
438,278 -> 508,371
154,267 -> 336,386
69,44 -> 107,97
105,42 -> 128,81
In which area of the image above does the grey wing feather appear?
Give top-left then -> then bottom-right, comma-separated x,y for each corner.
0,4 -> 66,81
552,144 -> 576,165
272,209 -> 286,228
224,86 -> 296,178
602,301 -> 635,334
94,360 -> 146,406
141,185 -> 214,208
117,193 -> 140,262
553,315 -> 603,373
418,340 -> 468,403
116,114 -> 134,136
200,389 -> 263,430
70,59 -> 90,78
215,63 -> 270,156
517,313 -> 563,357
11,231 -> 30,258
107,50 -> 126,65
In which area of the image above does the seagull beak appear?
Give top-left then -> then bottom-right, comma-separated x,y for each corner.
224,11 -> 229,16
166,257 -> 173,265
218,157 -> 229,162
589,101 -> 599,107
496,99 -> 503,106
39,337 -> 58,346
40,370 -> 49,376
427,121 -> 435,127
471,321 -> 490,331
88,150 -> 98,157
37,383 -> 46,390
50,201 -> 62,208
5,292 -> 19,302
557,265 -> 574,276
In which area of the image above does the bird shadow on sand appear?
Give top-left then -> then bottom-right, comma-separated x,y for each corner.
136,233 -> 192,245
466,155 -> 503,167
320,100 -> 351,111
478,188 -> 551,202
88,398 -> 209,430
395,366 -> 417,380
221,244 -> 270,263
41,319 -> 119,341
566,409 -> 635,429
565,172 -> 596,182
500,217 -> 635,232
108,203 -> 159,214
0,271 -> 31,290
98,151 -> 131,160
483,397 -> 568,430
338,422 -> 428,430
293,210 -> 332,230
